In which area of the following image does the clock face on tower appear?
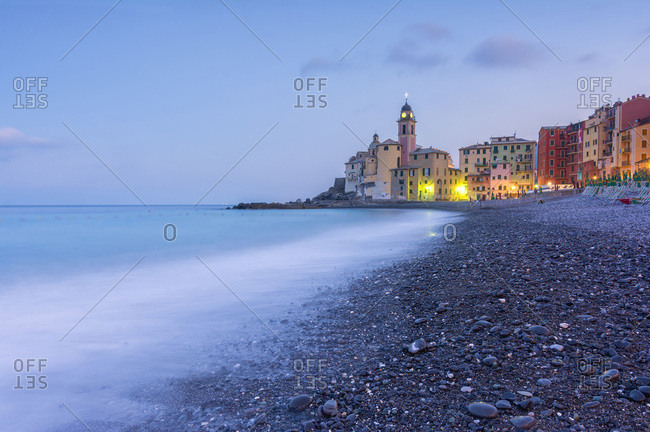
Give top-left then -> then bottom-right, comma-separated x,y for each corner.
401,112 -> 406,118
409,113 -> 413,118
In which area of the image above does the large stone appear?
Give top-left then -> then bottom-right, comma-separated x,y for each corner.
510,416 -> 538,430
467,402 -> 498,419
408,338 -> 427,354
528,325 -> 550,336
289,395 -> 313,412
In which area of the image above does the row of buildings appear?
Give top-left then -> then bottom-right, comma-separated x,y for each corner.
537,94 -> 650,187
343,95 -> 650,201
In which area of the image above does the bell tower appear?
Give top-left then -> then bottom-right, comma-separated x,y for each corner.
397,93 -> 416,167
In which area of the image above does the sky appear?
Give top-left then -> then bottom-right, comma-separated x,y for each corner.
1,0 -> 650,205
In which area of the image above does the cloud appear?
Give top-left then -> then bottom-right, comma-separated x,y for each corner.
0,127 -> 49,147
385,22 -> 450,69
577,52 -> 599,64
467,36 -> 542,68
411,22 -> 451,41
0,127 -> 51,160
300,57 -> 350,74
386,47 -> 446,68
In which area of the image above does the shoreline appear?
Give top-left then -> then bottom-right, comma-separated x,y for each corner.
131,195 -> 649,432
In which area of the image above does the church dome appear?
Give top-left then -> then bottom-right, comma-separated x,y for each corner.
401,103 -> 412,112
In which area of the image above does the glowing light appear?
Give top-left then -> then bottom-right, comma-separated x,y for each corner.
455,185 -> 467,195
401,112 -> 406,118
510,185 -> 516,190
547,182 -> 552,187
593,176 -> 597,180
534,184 -> 538,188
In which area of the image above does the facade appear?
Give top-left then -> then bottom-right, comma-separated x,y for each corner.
619,117 -> 650,177
490,136 -> 536,192
489,162 -> 512,197
459,143 -> 491,180
566,121 -> 585,186
537,126 -> 568,186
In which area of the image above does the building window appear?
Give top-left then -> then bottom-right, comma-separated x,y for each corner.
550,169 -> 554,175
384,146 -> 388,150
402,125 -> 406,134
550,130 -> 555,136
550,140 -> 555,146
642,140 -> 647,148
643,129 -> 647,136
425,153 -> 429,159
409,170 -> 415,176
550,150 -> 554,156
414,155 -> 418,160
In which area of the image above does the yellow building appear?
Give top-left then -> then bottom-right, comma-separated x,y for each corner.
619,118 -> 650,177
583,106 -> 614,166
490,136 -> 535,192
459,143 -> 491,181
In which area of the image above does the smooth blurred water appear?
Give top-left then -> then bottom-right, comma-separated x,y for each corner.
0,206 -> 459,431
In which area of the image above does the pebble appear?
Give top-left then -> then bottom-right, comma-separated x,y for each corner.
288,395 -> 313,412
529,325 -> 550,335
510,416 -> 538,429
467,402 -> 498,419
482,356 -> 498,366
408,338 -> 427,354
582,401 -> 600,408
461,386 -> 473,393
517,390 -> 533,397
537,378 -> 552,387
629,390 -> 646,402
496,400 -> 512,409
321,399 -> 338,416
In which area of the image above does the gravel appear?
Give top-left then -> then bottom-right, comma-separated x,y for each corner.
127,196 -> 650,431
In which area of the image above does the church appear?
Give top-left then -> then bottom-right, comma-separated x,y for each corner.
344,97 -> 467,201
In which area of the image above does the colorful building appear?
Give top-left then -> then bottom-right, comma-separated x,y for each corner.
619,117 -> 650,177
566,121 -> 585,186
538,126 -> 568,186
459,143 -> 491,181
490,136 -> 536,192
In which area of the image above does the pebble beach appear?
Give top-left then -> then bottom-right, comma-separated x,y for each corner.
130,195 -> 650,432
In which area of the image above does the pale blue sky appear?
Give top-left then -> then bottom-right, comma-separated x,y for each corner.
1,0 -> 649,204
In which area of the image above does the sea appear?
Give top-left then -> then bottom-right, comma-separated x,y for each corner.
0,205 -> 460,431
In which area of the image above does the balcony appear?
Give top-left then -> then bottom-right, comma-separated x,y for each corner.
621,145 -> 631,154
622,160 -> 630,167
622,135 -> 631,142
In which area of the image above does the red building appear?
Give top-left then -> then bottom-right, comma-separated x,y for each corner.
537,126 -> 568,186
566,121 -> 585,186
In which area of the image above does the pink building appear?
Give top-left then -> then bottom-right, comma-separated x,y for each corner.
490,162 -> 511,198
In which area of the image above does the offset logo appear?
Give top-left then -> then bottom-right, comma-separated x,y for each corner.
13,358 -> 47,390
13,77 -> 48,109
577,77 -> 612,109
293,77 -> 327,109
293,358 -> 328,390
